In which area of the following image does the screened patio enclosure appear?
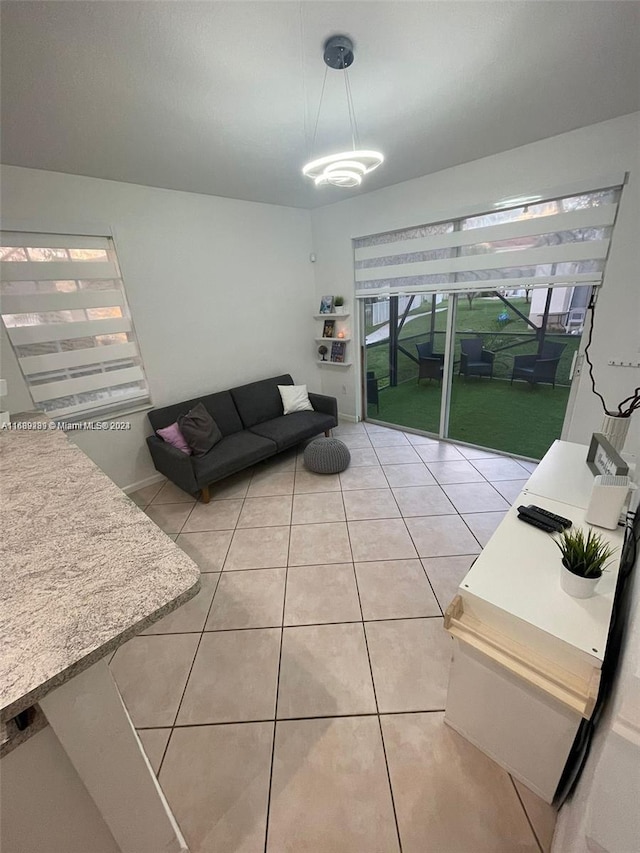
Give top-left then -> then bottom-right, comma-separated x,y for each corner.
357,176 -> 625,459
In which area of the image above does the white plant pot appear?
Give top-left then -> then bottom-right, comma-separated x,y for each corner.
560,563 -> 601,599
334,305 -> 345,315
600,414 -> 630,453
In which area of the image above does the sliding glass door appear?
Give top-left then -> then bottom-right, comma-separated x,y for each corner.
446,286 -> 588,458
364,293 -> 447,434
363,285 -> 590,457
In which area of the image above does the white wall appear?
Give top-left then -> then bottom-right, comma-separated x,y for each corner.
0,166 -> 316,488
310,113 -> 640,456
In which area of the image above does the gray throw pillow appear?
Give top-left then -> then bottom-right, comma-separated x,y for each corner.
179,402 -> 222,456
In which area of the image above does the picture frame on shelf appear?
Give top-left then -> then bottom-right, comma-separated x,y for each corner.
330,341 -> 346,363
322,320 -> 336,338
319,295 -> 334,314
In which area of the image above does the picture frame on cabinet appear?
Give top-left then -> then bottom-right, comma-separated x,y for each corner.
319,295 -> 334,314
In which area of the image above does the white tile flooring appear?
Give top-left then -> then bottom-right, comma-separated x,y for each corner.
117,422 -> 556,853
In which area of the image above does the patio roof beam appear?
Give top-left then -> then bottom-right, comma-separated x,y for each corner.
538,286 -> 554,355
397,295 -> 415,334
493,291 -> 538,332
398,344 -> 418,364
389,296 -> 399,387
430,295 -> 437,347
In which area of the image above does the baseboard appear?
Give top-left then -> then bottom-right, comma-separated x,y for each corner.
337,412 -> 359,423
122,473 -> 165,494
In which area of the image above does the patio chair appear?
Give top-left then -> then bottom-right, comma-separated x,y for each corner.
511,342 -> 566,388
459,338 -> 495,379
366,371 -> 380,413
416,342 -> 444,384
563,307 -> 586,335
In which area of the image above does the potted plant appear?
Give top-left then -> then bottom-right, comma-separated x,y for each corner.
334,295 -> 345,315
555,527 -> 616,599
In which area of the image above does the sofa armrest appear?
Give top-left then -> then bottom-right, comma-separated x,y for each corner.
308,392 -> 338,425
146,435 -> 199,496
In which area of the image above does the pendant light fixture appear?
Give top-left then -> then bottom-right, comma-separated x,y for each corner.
302,35 -> 384,189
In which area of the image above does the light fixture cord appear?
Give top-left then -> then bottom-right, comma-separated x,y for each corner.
310,64 -> 329,155
344,64 -> 361,149
342,54 -> 357,151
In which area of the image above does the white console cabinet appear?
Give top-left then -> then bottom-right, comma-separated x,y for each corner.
444,440 -> 625,803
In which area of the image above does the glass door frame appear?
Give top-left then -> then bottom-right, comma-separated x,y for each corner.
361,287 -> 587,457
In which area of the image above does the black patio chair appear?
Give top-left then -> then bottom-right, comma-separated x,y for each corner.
416,342 -> 444,384
459,338 -> 495,379
511,342 -> 566,388
366,371 -> 380,412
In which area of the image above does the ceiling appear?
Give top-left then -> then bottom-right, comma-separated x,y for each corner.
2,1 -> 639,209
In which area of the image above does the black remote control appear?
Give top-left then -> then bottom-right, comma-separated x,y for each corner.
517,513 -> 557,533
517,506 -> 562,533
527,504 -> 572,529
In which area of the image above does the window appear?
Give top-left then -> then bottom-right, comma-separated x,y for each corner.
354,180 -> 624,297
1,232 -> 150,419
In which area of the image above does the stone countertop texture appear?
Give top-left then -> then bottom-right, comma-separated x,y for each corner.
0,416 -> 200,723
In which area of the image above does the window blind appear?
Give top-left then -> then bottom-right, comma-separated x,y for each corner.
354,179 -> 624,298
0,232 -> 150,419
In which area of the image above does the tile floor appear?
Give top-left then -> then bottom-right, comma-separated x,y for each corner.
118,422 -> 557,853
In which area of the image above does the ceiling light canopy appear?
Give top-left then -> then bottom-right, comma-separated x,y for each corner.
302,35 -> 383,189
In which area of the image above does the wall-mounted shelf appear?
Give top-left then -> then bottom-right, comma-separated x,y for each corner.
314,309 -> 351,369
313,313 -> 350,320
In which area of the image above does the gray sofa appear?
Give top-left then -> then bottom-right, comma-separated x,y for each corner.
146,374 -> 338,502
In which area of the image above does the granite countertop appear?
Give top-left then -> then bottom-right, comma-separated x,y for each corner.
0,414 -> 201,725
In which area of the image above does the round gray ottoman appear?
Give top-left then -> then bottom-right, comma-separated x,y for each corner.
304,437 -> 351,474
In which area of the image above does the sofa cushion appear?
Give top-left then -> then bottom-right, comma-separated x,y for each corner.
230,374 -> 293,429
156,421 -> 192,455
279,384 -> 313,415
249,411 -> 335,451
199,391 -> 244,435
191,431 -> 277,486
179,402 -> 222,456
148,390 -> 243,437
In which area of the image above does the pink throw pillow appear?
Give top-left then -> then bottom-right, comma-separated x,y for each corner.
157,421 -> 192,455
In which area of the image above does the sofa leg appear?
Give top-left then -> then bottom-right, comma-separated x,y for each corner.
200,485 -> 210,504
324,430 -> 331,437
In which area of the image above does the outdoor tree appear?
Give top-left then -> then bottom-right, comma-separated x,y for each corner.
465,291 -> 481,310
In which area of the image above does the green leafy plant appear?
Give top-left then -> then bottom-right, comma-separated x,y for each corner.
334,295 -> 345,307
555,528 -> 616,579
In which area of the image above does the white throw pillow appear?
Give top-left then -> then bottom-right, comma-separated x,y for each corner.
278,384 -> 314,416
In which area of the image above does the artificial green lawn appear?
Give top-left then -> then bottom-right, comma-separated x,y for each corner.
369,376 -> 570,459
365,297 -> 576,459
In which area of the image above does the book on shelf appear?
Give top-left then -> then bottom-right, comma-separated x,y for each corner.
322,320 -> 335,338
330,341 -> 346,363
